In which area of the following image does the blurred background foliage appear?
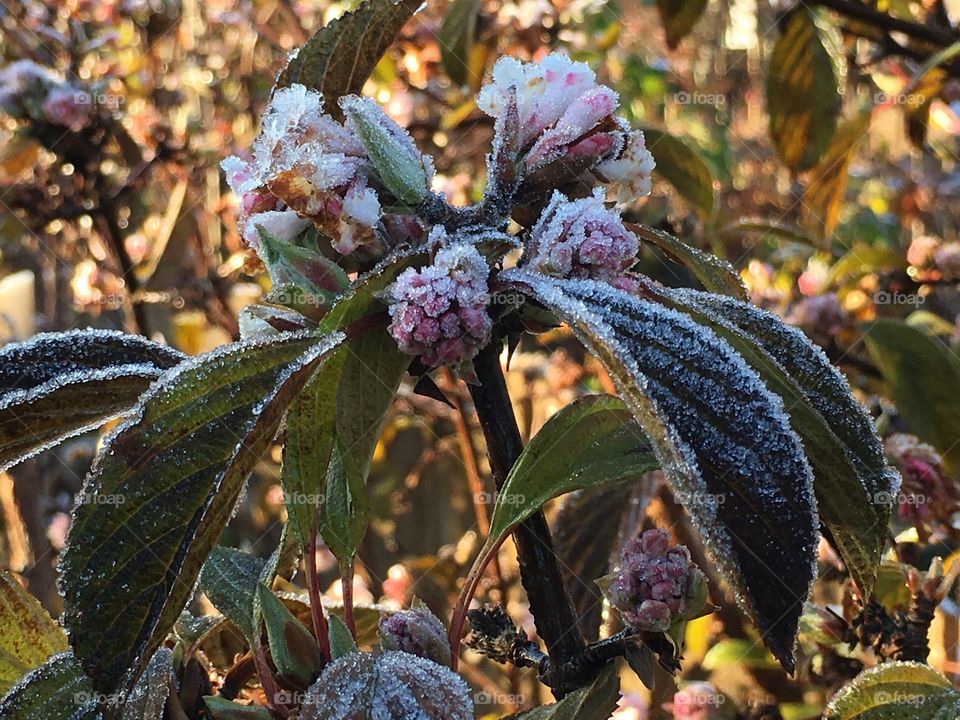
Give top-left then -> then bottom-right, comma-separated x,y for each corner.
3,0 -> 960,718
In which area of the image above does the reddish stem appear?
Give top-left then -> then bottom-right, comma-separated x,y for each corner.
341,560 -> 357,637
305,524 -> 332,663
449,535 -> 508,670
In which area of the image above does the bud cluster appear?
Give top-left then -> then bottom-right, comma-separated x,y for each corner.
378,605 -> 452,666
602,529 -> 706,633
387,240 -> 493,367
526,189 -> 641,291
477,53 -> 655,201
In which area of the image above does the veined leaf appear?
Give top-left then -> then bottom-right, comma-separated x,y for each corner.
638,127 -> 714,219
487,394 -> 657,545
0,652 -> 101,720
824,661 -> 959,719
864,320 -> 960,471
627,223 -> 745,299
438,0 -> 480,86
767,8 -> 841,171
650,285 -> 896,596
504,269 -> 818,671
656,0 -> 707,49
505,665 -> 619,719
121,648 -> 173,720
203,696 -> 273,719
276,0 -> 423,118
199,547 -> 266,642
256,585 -> 323,687
0,330 -> 184,472
60,331 -> 344,694
0,570 -> 68,694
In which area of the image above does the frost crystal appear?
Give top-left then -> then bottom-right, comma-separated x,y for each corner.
221,84 -> 385,257
298,651 -> 473,720
597,128 -> 656,204
387,242 -> 492,367
526,189 -> 640,290
476,53 -> 655,202
601,529 -> 706,632
242,209 -> 311,249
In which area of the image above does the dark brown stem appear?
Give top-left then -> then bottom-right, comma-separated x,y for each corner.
806,0 -> 958,48
467,341 -> 585,688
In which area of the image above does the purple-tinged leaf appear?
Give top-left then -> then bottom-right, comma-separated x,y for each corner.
504,269 -> 818,672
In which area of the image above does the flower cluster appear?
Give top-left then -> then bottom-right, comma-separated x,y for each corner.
0,60 -> 94,130
222,84 -> 432,256
601,529 -> 706,633
526,189 -> 641,290
477,53 -> 655,202
379,605 -> 452,666
669,682 -> 724,720
387,240 -> 492,367
885,433 -> 957,523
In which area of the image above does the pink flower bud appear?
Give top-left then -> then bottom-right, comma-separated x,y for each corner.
387,241 -> 492,367
527,189 -> 640,289
42,85 -> 93,130
670,682 -> 723,720
379,605 -> 452,666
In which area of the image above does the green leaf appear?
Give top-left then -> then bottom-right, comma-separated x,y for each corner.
504,270 -> 818,672
656,0 -> 708,49
864,320 -> 960,470
320,327 -> 410,564
438,0 -> 480,86
0,570 -> 68,694
652,286 -> 896,596
256,585 -> 324,687
505,665 -> 620,719
488,394 -> 657,544
824,661 -> 960,719
327,614 -> 357,659
0,330 -> 183,472
276,0 -> 423,119
702,638 -> 777,670
199,547 -> 267,642
638,127 -> 714,218
203,696 -> 272,719
121,648 -> 173,720
256,227 -> 350,298
627,223 -> 745,299
60,330 -> 344,694
802,113 -> 871,241
0,652 -> 101,720
767,8 -> 842,171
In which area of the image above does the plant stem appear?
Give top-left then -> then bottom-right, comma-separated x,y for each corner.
341,560 -> 357,637
305,524 -> 332,663
467,341 -> 585,685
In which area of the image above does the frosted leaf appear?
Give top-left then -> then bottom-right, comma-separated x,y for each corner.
59,330 -> 344,693
297,651 -> 472,720
503,269 -> 818,672
0,330 -> 185,472
121,647 -> 173,720
0,651 -> 102,720
823,661 -> 959,720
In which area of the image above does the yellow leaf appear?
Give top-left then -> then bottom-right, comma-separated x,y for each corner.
0,570 -> 68,694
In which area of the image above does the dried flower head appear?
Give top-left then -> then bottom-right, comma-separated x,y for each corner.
387,239 -> 492,367
526,189 -> 640,291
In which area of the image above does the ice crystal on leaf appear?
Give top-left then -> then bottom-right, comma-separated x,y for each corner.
526,189 -> 640,290
297,651 -> 472,720
387,242 -> 492,367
